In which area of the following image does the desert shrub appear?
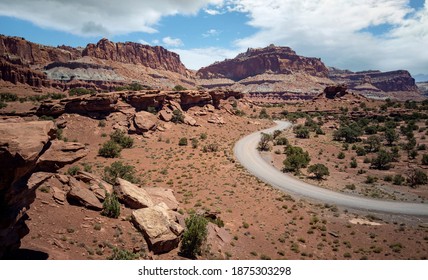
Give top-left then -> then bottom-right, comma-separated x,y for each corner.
67,165 -> 80,176
49,93 -> 67,100
417,144 -> 426,151
259,108 -> 270,119
98,140 -> 122,158
308,164 -> 330,179
273,130 -> 282,139
393,174 -> 405,185
365,175 -> 378,184
180,215 -> 208,259
172,85 -> 187,91
356,146 -> 367,156
200,133 -> 207,140
407,169 -> 428,188
350,158 -> 358,168
179,137 -> 188,146
283,145 -> 311,173
422,154 -> 428,165
0,92 -> 18,102
337,152 -> 345,159
69,88 -> 95,96
294,125 -> 310,139
316,127 -> 325,135
371,150 -> 393,170
333,123 -> 362,143
171,109 -> 184,124
383,175 -> 393,182
364,135 -> 382,153
103,161 -> 139,184
191,138 -> 199,149
102,192 -> 121,218
82,163 -> 92,172
108,247 -> 138,260
274,137 -> 289,146
258,133 -> 273,151
0,101 -> 6,109
202,143 -> 219,153
39,115 -> 55,121
384,128 -> 398,146
110,130 -> 133,148
98,120 -> 106,127
365,125 -> 378,135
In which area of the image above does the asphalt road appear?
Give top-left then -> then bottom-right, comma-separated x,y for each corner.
234,120 -> 428,216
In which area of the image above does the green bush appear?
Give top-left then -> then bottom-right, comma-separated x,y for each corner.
179,137 -> 188,146
69,88 -> 95,96
0,92 -> 18,102
108,247 -> 138,260
98,120 -> 106,127
103,161 -> 139,184
110,130 -> 133,148
350,158 -> 358,168
337,152 -> 345,159
98,140 -> 122,158
180,215 -> 208,259
172,85 -> 187,91
371,150 -> 393,170
283,145 -> 311,174
67,165 -> 81,176
258,133 -> 273,151
308,164 -> 330,180
393,174 -> 405,185
422,154 -> 428,165
333,123 -> 362,143
407,169 -> 428,188
294,125 -> 310,139
356,146 -> 366,156
274,137 -> 289,146
172,109 -> 185,124
259,108 -> 270,119
102,192 -> 121,218
191,138 -> 199,149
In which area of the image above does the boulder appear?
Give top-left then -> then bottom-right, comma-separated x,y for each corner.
208,114 -> 225,124
67,178 -> 103,210
75,171 -> 113,194
183,113 -> 198,126
132,206 -> 182,254
114,178 -> 154,209
144,187 -> 179,210
159,109 -> 173,122
132,111 -> 157,134
52,187 -> 66,205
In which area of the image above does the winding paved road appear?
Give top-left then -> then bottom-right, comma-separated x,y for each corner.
234,121 -> 428,216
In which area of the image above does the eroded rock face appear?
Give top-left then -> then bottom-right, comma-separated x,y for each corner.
67,178 -> 103,210
83,38 -> 189,76
0,121 -> 86,258
197,45 -> 329,81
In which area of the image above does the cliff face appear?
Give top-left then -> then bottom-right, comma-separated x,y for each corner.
329,68 -> 419,92
83,39 -> 189,76
197,45 -> 329,81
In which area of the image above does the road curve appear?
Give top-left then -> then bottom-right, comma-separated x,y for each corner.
234,120 -> 428,216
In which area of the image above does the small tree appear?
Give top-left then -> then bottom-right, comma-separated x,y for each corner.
364,135 -> 382,153
102,192 -> 121,218
294,126 -> 310,139
371,149 -> 393,170
180,215 -> 208,259
308,164 -> 330,180
258,133 -> 273,151
179,137 -> 188,146
422,154 -> 428,165
407,169 -> 428,188
384,128 -> 398,146
173,85 -> 187,91
110,130 -> 133,148
273,130 -> 282,139
283,145 -> 311,174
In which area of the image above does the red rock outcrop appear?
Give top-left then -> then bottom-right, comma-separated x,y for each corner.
82,38 -> 189,76
197,44 -> 329,81
0,121 -> 87,258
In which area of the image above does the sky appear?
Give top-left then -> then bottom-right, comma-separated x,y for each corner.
0,0 -> 427,76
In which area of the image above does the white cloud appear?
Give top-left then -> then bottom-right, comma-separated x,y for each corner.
0,0 -> 224,36
171,47 -> 242,70
162,36 -> 184,47
227,0 -> 428,74
204,8 -> 222,15
138,39 -> 151,45
202,29 -> 221,38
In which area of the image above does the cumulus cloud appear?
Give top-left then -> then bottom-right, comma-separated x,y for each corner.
0,0 -> 223,36
171,47 -> 241,70
227,0 -> 428,74
162,36 -> 184,47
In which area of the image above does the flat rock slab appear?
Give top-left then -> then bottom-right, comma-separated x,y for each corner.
114,178 -> 154,209
144,187 -> 179,210
132,207 -> 181,254
67,179 -> 103,210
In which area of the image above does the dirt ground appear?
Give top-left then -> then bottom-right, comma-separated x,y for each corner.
3,97 -> 427,260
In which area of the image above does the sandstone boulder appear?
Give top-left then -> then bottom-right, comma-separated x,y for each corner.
132,111 -> 157,134
159,109 -> 173,122
132,206 -> 182,254
52,187 -> 66,205
114,178 -> 154,209
67,178 -> 103,210
144,188 -> 179,211
208,114 -> 225,124
75,171 -> 113,194
183,113 -> 198,126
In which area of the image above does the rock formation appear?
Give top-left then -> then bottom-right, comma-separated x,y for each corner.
0,121 -> 87,258
197,44 -> 329,81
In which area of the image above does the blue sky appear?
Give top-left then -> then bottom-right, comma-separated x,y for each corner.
0,0 -> 427,75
